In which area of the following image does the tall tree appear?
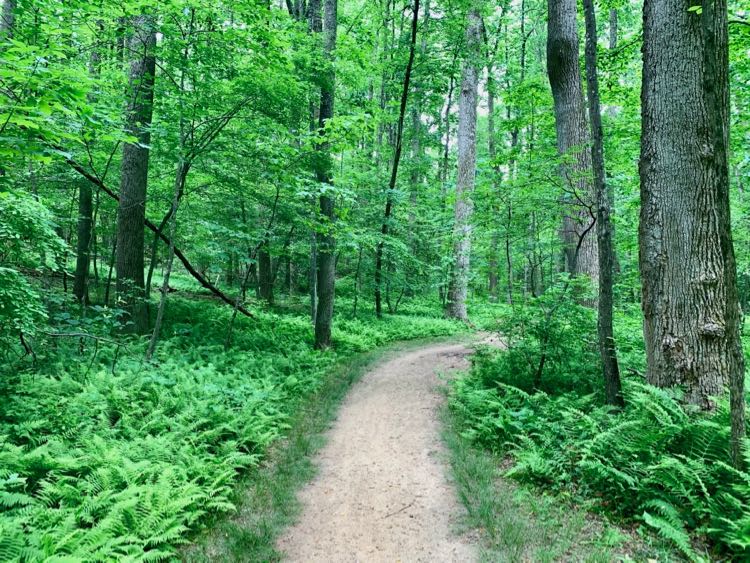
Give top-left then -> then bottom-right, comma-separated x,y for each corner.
374,0 -> 421,318
446,4 -> 482,321
640,0 -> 745,463
116,15 -> 156,333
583,0 -> 623,407
546,0 -> 597,283
0,0 -> 14,39
313,0 -> 337,349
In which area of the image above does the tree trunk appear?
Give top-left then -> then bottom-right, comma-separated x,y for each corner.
609,8 -> 617,50
374,0 -> 420,318
583,0 -> 623,407
313,0 -> 337,349
546,0 -> 598,284
446,6 -> 482,321
0,0 -> 15,38
146,161 -> 188,361
116,15 -> 156,334
73,181 -> 93,304
258,244 -> 274,305
640,0 -> 745,465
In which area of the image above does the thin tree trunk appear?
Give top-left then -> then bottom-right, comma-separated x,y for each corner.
374,0 -> 421,318
313,0 -> 337,349
73,181 -> 93,304
547,0 -> 598,285
308,0 -> 321,324
146,161 -> 189,360
116,15 -> 156,334
640,0 -> 745,466
446,5 -> 482,321
583,0 -> 623,407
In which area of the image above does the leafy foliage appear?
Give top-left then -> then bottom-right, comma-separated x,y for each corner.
0,298 -> 463,561
450,306 -> 750,560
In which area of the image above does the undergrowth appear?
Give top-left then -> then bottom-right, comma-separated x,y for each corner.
0,297 -> 464,561
449,290 -> 750,562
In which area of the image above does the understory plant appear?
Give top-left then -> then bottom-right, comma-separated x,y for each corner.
0,297 -> 462,561
450,302 -> 750,561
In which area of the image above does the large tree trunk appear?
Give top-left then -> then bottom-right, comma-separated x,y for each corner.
446,6 -> 482,321
116,15 -> 156,334
583,0 -> 623,407
546,0 -> 598,283
313,0 -> 337,349
640,0 -> 745,463
374,0 -> 420,318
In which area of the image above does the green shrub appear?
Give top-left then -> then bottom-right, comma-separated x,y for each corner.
0,297 -> 464,561
450,305 -> 750,561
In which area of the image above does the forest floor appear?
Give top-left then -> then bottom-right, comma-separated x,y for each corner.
276,341 -> 479,562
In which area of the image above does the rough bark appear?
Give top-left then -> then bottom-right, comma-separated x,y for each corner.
446,6 -> 482,321
546,0 -> 598,283
374,0 -> 420,318
583,0 -> 623,407
116,15 -> 156,333
609,8 -> 618,50
0,0 -> 15,39
313,0 -> 336,349
640,0 -> 745,463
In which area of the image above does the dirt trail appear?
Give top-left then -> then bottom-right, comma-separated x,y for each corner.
276,342 -> 477,562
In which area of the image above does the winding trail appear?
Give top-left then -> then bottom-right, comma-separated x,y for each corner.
277,342 -> 478,562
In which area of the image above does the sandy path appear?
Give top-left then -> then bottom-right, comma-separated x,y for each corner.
276,342 -> 477,563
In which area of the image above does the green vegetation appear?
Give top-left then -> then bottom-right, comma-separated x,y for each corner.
0,297 -> 463,561
2,0 -> 750,560
449,300 -> 750,561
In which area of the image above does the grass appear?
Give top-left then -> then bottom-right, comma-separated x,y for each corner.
441,404 -> 674,562
183,335 -> 470,562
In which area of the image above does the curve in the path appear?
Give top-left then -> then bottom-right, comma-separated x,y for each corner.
276,342 -> 477,563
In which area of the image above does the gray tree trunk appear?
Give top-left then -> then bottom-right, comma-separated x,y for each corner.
546,0 -> 598,284
583,0 -> 623,407
446,6 -> 482,321
640,0 -> 745,464
0,0 -> 15,39
313,0 -> 337,349
116,15 -> 156,334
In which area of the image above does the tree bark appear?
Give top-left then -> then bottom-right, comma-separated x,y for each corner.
547,0 -> 598,284
374,0 -> 421,318
73,181 -> 93,304
446,5 -> 482,321
116,15 -> 156,334
258,244 -> 274,305
609,8 -> 618,50
313,0 -> 337,349
0,0 -> 15,39
583,0 -> 623,407
640,0 -> 745,464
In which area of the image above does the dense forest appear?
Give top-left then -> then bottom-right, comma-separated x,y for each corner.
2,0 -> 750,560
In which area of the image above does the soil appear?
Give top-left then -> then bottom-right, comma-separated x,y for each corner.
276,342 -> 478,562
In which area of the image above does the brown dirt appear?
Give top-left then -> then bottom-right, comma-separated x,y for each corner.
276,342 -> 478,562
